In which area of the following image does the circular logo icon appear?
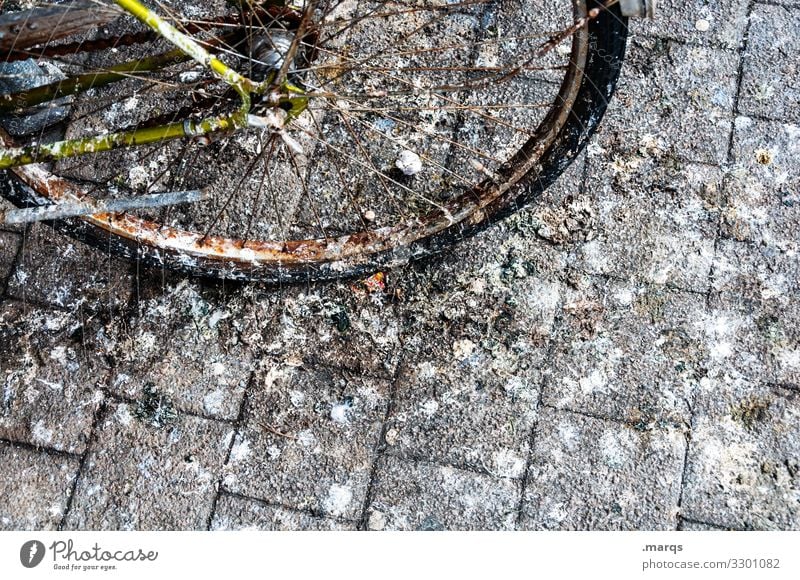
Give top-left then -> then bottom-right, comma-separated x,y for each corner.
20,540 -> 46,568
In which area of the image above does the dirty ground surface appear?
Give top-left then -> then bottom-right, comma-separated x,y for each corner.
1,0 -> 799,531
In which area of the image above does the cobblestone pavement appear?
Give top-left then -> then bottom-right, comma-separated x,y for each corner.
1,0 -> 798,531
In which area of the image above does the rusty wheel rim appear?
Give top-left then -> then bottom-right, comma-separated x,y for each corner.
3,0 -> 595,279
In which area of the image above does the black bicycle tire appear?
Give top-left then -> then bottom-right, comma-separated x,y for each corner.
1,2 -> 629,284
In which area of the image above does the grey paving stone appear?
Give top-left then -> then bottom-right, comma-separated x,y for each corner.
366,455 -> 520,530
631,0 -> 749,50
384,174 -> 604,478
597,37 -> 738,166
383,351 -> 539,479
520,407 -> 686,530
265,281 -> 404,379
710,240 -> 799,388
543,279 -> 705,425
383,172 -> 593,475
739,3 -> 800,122
384,300 -> 544,478
222,364 -> 388,521
507,153 -> 589,249
395,162 -> 583,354
104,280 -> 259,421
704,290 -> 799,389
771,307 -> 800,390
681,386 -> 800,530
722,117 -> 800,250
568,40 -> 732,294
0,301 -> 106,454
210,494 -> 355,530
575,155 -> 720,292
0,443 -> 80,530
711,239 -> 799,301
695,287 -> 800,394
5,224 -> 134,314
0,230 -> 21,289
63,401 -> 234,530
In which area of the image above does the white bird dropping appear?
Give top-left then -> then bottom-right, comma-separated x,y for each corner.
395,150 -> 423,176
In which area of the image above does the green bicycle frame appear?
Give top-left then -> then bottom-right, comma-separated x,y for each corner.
0,0 -> 305,170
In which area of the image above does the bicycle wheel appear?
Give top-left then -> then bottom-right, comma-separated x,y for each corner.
0,0 -> 628,283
